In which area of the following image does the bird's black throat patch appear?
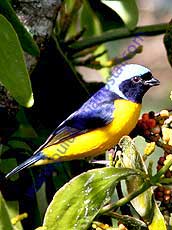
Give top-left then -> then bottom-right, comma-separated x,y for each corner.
119,79 -> 150,104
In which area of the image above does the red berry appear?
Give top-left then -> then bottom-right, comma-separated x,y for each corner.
151,125 -> 161,134
158,157 -> 165,165
148,111 -> 155,119
164,195 -> 171,203
157,165 -> 162,171
146,119 -> 156,128
165,170 -> 172,178
142,113 -> 149,121
164,189 -> 171,195
143,129 -> 151,136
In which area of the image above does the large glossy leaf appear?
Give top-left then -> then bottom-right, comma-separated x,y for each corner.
0,14 -> 34,107
101,0 -> 138,30
0,0 -> 40,56
0,193 -> 13,230
43,167 -> 137,230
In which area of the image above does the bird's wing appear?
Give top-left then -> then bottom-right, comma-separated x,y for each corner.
36,87 -> 118,151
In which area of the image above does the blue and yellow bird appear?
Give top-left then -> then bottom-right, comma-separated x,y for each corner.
6,64 -> 160,178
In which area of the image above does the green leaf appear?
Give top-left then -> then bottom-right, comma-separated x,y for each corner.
0,14 -> 34,107
148,203 -> 167,230
0,159 -> 19,181
43,167 -> 137,230
101,0 -> 138,30
0,0 -> 40,56
0,192 -> 13,230
13,107 -> 38,138
81,0 -> 102,37
89,1 -> 124,31
6,201 -> 23,230
81,0 -> 109,77
7,140 -> 32,151
119,136 -> 153,222
36,183 -> 48,219
119,136 -> 166,228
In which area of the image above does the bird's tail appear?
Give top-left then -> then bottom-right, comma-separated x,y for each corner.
5,152 -> 44,179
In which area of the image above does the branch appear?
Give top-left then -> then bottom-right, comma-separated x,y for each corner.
69,23 -> 168,54
99,180 -> 150,215
99,158 -> 172,215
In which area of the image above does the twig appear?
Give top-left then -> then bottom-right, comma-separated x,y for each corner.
105,211 -> 147,228
99,181 -> 150,214
69,23 -> 168,54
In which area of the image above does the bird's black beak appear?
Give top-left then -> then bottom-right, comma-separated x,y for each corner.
144,77 -> 160,87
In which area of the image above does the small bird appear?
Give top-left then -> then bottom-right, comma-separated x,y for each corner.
6,64 -> 160,178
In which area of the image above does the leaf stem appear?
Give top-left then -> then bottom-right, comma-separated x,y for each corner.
99,158 -> 172,215
159,178 -> 172,185
152,158 -> 172,182
69,23 -> 167,54
99,180 -> 150,215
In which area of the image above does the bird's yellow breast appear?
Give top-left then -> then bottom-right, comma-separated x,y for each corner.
41,99 -> 141,163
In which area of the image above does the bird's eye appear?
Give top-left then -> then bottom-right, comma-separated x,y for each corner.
132,76 -> 141,83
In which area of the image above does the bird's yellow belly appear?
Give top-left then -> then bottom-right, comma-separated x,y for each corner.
42,99 -> 141,162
